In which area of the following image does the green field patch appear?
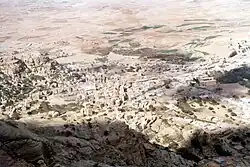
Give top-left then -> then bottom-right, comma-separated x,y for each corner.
158,49 -> 179,54
177,22 -> 214,27
204,35 -> 221,40
187,26 -> 213,31
108,39 -> 120,43
103,32 -> 117,35
142,25 -> 164,30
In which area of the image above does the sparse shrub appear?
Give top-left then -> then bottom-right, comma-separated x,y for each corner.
208,107 -> 214,110
231,112 -> 237,116
221,105 -> 226,108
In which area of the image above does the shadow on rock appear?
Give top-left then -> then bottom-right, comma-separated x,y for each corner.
1,118 -> 250,166
177,127 -> 250,166
214,65 -> 250,88
0,119 -> 195,167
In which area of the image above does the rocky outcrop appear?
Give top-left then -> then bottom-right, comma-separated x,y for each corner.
0,120 -> 195,167
0,120 -> 53,167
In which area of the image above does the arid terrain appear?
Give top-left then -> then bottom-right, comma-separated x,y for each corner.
1,0 -> 250,166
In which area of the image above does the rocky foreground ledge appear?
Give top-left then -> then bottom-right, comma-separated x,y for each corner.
1,44 -> 250,167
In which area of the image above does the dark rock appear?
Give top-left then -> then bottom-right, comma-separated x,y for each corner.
229,50 -> 237,57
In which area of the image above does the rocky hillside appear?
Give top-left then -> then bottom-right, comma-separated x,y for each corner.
1,38 -> 250,167
2,0 -> 250,166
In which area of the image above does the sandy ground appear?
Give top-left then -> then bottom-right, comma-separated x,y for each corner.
1,0 -> 250,167
1,0 -> 250,52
